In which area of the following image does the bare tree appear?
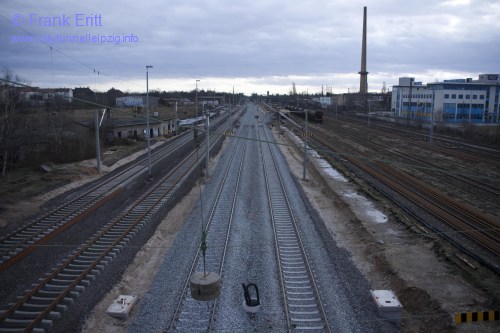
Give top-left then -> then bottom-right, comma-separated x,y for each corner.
46,96 -> 66,156
433,107 -> 444,130
0,69 -> 24,176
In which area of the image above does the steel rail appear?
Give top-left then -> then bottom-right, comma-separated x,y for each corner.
285,113 -> 500,256
373,162 -> 500,255
0,144 -> 195,332
301,115 -> 500,199
0,132 -> 192,272
310,131 -> 500,267
168,114 -> 247,332
0,113 -> 235,272
259,121 -> 331,333
0,114 -> 238,332
332,113 -> 500,165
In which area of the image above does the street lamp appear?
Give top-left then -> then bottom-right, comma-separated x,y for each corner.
430,84 -> 435,143
196,79 -> 200,118
146,65 -> 153,179
303,108 -> 308,181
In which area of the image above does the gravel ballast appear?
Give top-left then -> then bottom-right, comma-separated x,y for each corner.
128,103 -> 400,332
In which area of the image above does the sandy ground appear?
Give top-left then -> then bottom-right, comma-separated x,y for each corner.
0,140 -> 166,228
81,180 -> 202,332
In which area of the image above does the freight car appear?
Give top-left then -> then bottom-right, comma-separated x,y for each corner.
286,106 -> 324,123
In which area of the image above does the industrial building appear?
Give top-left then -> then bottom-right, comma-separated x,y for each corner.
392,74 -> 500,124
108,118 -> 178,139
116,96 -> 159,107
18,87 -> 73,105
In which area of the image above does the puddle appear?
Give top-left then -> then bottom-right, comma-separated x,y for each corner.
289,130 -> 387,224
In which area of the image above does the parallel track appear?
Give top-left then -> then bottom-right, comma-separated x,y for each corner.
311,131 -> 500,272
0,132 -> 190,272
373,162 -> 500,255
259,121 -> 331,332
0,114 -> 237,333
274,107 -> 500,266
336,114 -> 500,165
346,128 -> 500,198
168,114 -> 248,332
309,121 -> 500,208
0,114 -> 233,273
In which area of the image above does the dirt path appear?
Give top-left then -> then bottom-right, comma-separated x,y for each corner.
0,140 -> 166,228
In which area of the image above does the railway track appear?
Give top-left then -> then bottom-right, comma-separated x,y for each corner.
0,114 -> 237,333
168,120 -> 247,332
309,130 -> 500,272
259,119 -> 331,332
280,111 -> 500,254
169,107 -> 331,332
0,132 -> 190,272
311,122 -> 500,207
0,113 -> 233,273
373,162 -> 500,255
269,105 -> 500,271
353,130 -> 499,198
332,114 -> 500,166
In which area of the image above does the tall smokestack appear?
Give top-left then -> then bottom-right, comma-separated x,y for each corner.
359,6 -> 368,94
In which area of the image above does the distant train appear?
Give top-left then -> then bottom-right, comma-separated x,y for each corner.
286,106 -> 324,123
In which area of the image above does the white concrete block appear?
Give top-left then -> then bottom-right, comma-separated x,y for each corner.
370,290 -> 403,325
106,295 -> 137,320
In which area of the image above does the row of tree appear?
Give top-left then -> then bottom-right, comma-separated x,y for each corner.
1,69 -> 97,176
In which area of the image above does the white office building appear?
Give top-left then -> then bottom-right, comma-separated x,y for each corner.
392,74 -> 500,124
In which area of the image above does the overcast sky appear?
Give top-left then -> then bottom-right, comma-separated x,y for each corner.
1,0 -> 499,95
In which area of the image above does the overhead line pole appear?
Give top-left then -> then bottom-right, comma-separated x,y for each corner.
146,65 -> 153,179
95,109 -> 101,173
196,79 -> 200,118
303,109 -> 308,181
205,107 -> 210,177
175,101 -> 178,136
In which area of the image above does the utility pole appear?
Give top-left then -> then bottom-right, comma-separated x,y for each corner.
430,85 -> 435,143
95,109 -> 101,173
303,110 -> 308,181
196,79 -> 200,118
367,100 -> 371,126
407,78 -> 413,126
146,65 -> 153,179
205,106 -> 210,177
335,98 -> 338,120
175,101 -> 178,136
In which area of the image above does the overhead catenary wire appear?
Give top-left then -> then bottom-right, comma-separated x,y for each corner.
14,224 -> 500,254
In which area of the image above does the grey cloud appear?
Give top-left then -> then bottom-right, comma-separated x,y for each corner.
1,0 -> 498,93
